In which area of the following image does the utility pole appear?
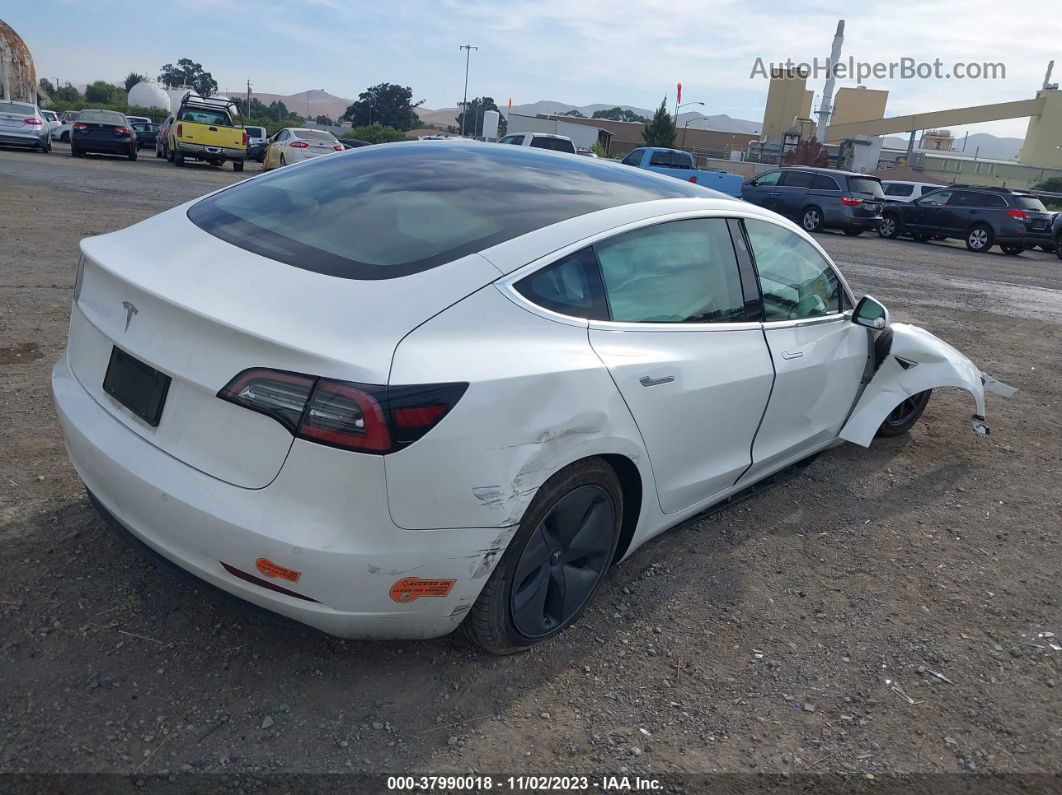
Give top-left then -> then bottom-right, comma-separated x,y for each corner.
246,79 -> 252,121
459,44 -> 478,137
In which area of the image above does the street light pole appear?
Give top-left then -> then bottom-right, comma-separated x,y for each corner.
676,100 -> 705,149
459,44 -> 478,137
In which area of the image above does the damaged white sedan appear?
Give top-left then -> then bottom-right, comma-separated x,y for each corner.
52,141 -> 1013,653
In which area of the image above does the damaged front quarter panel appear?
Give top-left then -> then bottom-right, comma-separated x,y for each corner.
839,323 -> 1016,447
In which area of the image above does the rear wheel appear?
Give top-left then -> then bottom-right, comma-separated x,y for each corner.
878,214 -> 900,239
174,148 -> 184,167
70,145 -> 80,157
876,390 -> 932,437
465,458 -> 622,654
128,149 -> 137,161
1000,244 -> 1024,256
801,206 -> 824,233
233,160 -> 245,172
966,224 -> 993,253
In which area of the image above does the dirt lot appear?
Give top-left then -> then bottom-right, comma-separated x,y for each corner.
1,145 -> 1060,784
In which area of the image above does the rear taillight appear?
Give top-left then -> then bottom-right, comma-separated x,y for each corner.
25,117 -> 43,126
841,196 -> 864,207
688,176 -> 698,183
242,131 -> 249,146
1006,209 -> 1029,220
176,123 -> 183,136
333,144 -> 344,151
73,122 -> 88,131
290,141 -> 309,148
115,126 -> 130,135
218,369 -> 466,454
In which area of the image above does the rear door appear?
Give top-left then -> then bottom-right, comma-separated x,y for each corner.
586,217 -> 774,513
739,218 -> 867,482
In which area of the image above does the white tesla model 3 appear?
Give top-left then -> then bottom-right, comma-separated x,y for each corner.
52,142 -> 1013,653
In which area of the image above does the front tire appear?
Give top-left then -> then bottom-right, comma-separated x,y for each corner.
233,160 -> 245,172
465,458 -> 622,655
801,206 -> 824,233
876,390 -> 932,437
966,224 -> 993,252
878,214 -> 900,239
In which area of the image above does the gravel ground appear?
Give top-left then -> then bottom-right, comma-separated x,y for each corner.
1,145 -> 1060,783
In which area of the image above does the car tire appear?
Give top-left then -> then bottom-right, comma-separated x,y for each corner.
128,149 -> 137,161
801,206 -> 824,233
174,148 -> 184,167
1056,242 -> 1062,261
233,160 -> 245,172
464,457 -> 623,655
878,214 -> 901,239
843,228 -> 863,236
60,131 -> 69,143
70,145 -> 79,157
965,224 -> 993,253
1000,244 -> 1024,256
876,390 -> 932,437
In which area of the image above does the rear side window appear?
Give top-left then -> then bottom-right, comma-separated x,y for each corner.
780,171 -> 814,188
530,136 -> 575,153
514,248 -> 608,320
649,150 -> 694,168
884,183 -> 913,196
594,219 -> 746,323
744,219 -> 840,321
848,177 -> 885,198
188,142 -> 704,280
812,174 -> 840,190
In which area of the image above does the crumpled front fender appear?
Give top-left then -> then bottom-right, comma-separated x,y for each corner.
839,323 -> 1015,447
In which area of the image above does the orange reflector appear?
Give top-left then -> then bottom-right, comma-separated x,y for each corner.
255,557 -> 302,583
390,577 -> 456,603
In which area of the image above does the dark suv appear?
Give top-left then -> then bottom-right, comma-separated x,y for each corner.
741,167 -> 885,235
879,186 -> 1054,254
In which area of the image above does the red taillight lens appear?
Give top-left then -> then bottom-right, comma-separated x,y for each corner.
841,196 -> 863,207
176,123 -> 183,137
242,131 -> 249,146
115,127 -> 130,135
1006,209 -> 1029,220
73,122 -> 88,131
290,141 -> 309,148
688,176 -> 698,183
217,370 -> 466,454
333,144 -> 344,151
25,117 -> 43,126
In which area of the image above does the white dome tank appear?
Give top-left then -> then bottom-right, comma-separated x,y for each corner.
128,80 -> 170,111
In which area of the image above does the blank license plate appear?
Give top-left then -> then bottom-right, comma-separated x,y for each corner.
102,347 -> 171,426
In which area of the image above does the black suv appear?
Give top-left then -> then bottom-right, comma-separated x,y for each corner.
741,167 -> 885,235
879,186 -> 1054,254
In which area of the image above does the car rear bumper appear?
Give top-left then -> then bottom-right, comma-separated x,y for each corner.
0,130 -> 46,146
176,142 -> 246,161
51,350 -> 512,640
73,137 -> 133,153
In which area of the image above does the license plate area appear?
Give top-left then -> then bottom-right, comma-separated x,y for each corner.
103,347 -> 171,427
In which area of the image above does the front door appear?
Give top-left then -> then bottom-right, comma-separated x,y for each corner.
586,218 -> 775,514
739,218 -> 869,481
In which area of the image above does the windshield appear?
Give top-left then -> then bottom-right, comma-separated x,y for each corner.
529,136 -> 576,153
848,177 -> 885,198
187,141 -> 705,280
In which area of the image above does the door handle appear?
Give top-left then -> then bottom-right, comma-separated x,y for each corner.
639,375 -> 675,387
209,126 -> 218,131
781,350 -> 804,360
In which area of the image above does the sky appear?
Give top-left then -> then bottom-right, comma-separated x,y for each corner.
6,0 -> 1056,139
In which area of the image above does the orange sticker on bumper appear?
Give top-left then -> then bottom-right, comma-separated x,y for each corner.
255,557 -> 302,583
390,577 -> 456,603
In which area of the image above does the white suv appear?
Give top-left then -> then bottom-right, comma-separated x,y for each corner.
498,132 -> 576,154
881,180 -> 945,203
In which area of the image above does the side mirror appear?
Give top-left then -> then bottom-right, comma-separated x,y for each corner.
852,295 -> 890,330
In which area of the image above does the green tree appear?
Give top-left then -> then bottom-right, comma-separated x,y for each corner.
52,83 -> 81,103
159,58 -> 218,97
341,83 -> 422,130
593,106 -> 648,123
641,98 -> 676,147
38,78 -> 56,96
314,114 -> 335,126
1032,176 -> 1062,192
455,96 -> 502,137
342,123 -> 407,144
124,72 -> 146,92
560,109 -> 586,118
84,81 -> 120,104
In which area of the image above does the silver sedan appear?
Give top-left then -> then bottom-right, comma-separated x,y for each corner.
0,101 -> 52,152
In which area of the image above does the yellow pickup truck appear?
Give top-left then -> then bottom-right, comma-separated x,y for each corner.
169,94 -> 247,171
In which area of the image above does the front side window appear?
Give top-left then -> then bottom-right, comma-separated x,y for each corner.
621,149 -> 644,166
594,219 -> 746,323
514,248 -> 608,320
918,190 -> 952,206
752,170 -> 781,187
744,219 -> 840,321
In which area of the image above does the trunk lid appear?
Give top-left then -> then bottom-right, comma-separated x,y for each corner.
69,206 -> 500,488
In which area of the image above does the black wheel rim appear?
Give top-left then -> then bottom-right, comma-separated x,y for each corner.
510,485 -> 614,639
885,390 -> 930,426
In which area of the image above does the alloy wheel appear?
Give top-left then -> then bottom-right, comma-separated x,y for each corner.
884,391 -> 931,427
510,485 -> 614,638
879,217 -> 896,237
803,210 -> 820,231
969,229 -> 989,250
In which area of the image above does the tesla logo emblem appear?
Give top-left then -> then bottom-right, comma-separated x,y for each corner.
121,301 -> 138,332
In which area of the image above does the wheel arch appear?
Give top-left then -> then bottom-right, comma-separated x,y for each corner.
599,453 -> 643,564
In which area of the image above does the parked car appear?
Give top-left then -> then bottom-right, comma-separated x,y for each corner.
742,167 -> 885,235
881,180 -> 945,203
262,127 -> 343,169
576,147 -> 598,158
131,121 -> 158,150
621,147 -> 744,196
498,132 -> 577,154
51,142 -> 1012,653
167,93 -> 247,171
1052,212 -> 1062,260
125,115 -> 152,127
339,138 -> 371,150
40,109 -> 60,136
52,110 -> 81,142
879,186 -> 1054,254
70,109 -> 137,160
0,100 -> 51,152
244,125 -> 268,161
155,114 -> 174,159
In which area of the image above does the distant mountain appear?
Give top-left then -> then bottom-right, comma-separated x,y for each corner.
881,132 -> 1022,160
242,89 -> 352,121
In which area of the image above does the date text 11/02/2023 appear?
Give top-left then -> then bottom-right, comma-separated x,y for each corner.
386,775 -> 663,791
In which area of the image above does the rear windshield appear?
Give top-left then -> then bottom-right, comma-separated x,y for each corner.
246,126 -> 265,138
78,110 -> 126,124
529,136 -> 576,153
0,102 -> 37,115
848,177 -> 885,198
178,107 -> 231,126
187,142 -> 706,280
1014,195 -> 1048,212
295,129 -> 337,141
884,183 -> 913,196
